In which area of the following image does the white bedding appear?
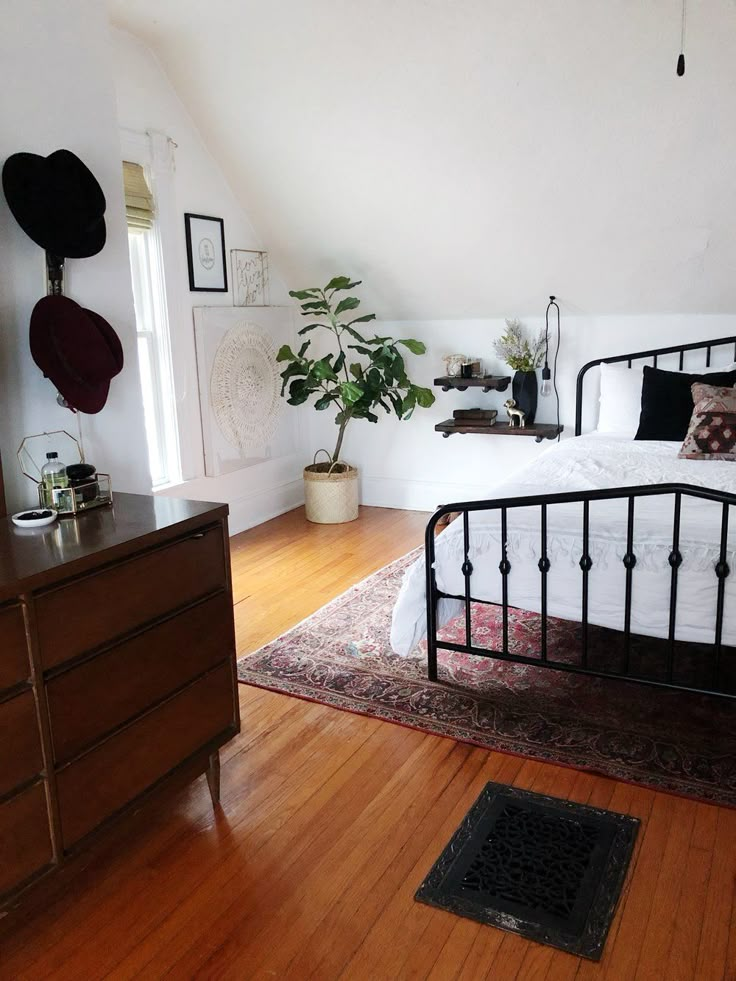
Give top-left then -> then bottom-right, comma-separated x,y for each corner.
390,434 -> 736,656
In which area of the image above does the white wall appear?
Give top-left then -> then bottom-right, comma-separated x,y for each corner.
0,0 -> 150,513
110,30 -> 302,533
108,0 -> 736,319
306,313 -> 736,511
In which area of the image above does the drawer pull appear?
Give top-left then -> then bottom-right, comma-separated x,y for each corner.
190,533 -> 206,540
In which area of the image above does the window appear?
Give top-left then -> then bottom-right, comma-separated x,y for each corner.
124,161 -> 181,488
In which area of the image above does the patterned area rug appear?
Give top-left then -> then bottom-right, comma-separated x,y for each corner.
237,549 -> 736,807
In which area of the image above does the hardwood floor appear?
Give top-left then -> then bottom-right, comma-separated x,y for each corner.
1,505 -> 735,980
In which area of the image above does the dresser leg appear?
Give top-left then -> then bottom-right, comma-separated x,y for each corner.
206,751 -> 221,807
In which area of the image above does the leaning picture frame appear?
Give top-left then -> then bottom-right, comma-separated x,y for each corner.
184,213 -> 227,292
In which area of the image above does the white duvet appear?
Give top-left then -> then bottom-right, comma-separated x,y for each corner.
390,434 -> 736,656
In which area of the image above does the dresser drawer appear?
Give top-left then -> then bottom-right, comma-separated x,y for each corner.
0,689 -> 44,797
57,661 -> 235,848
0,603 -> 30,694
47,592 -> 234,763
0,782 -> 53,899
35,524 -> 227,671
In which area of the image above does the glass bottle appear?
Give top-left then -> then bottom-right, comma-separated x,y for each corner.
40,452 -> 68,508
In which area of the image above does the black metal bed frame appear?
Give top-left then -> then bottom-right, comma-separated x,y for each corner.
425,335 -> 736,699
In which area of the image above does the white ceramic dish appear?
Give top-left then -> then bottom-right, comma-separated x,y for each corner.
12,508 -> 58,528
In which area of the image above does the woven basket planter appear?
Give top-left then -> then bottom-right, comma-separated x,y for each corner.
303,456 -> 359,524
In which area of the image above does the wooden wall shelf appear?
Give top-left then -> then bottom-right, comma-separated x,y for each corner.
434,375 -> 511,393
435,420 -> 563,443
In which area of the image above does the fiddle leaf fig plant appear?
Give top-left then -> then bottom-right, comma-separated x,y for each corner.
277,277 -> 434,464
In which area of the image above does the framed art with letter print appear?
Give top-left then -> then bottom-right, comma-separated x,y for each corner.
184,213 -> 227,292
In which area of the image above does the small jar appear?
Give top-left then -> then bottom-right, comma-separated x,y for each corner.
66,463 -> 98,504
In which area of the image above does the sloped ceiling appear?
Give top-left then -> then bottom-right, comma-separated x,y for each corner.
107,0 -> 736,318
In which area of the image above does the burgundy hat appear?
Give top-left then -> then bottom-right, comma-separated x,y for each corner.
30,296 -> 123,413
2,149 -> 106,258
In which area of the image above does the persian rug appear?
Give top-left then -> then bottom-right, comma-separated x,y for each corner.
237,549 -> 736,807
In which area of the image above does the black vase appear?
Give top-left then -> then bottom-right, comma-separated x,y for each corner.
511,370 -> 538,425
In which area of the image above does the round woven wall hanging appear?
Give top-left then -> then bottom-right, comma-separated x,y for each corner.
209,323 -> 282,449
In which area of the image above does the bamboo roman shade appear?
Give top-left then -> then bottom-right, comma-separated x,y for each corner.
122,161 -> 155,230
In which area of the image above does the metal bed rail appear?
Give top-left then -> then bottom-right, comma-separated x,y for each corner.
574,336 -> 736,436
425,482 -> 736,698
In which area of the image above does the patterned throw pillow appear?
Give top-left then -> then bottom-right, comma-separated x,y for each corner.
678,384 -> 736,460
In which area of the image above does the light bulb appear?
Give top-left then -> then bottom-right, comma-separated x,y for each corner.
540,365 -> 552,398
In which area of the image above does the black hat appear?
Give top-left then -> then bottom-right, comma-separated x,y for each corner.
2,149 -> 106,258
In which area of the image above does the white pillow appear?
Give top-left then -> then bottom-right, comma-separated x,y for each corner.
596,359 -> 736,436
597,362 -> 644,436
704,361 -> 736,374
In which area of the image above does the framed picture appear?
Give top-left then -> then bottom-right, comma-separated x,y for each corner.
231,249 -> 270,306
184,213 -> 227,292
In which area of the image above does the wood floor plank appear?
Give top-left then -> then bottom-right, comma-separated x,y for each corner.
663,801 -> 718,981
340,756 -> 539,981
1,506 -> 734,981
572,783 -> 654,981
693,804 -> 736,981
107,709 -> 420,979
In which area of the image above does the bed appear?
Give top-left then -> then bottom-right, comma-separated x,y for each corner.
391,336 -> 736,699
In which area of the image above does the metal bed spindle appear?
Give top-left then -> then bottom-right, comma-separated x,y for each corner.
713,502 -> 730,689
667,492 -> 682,683
539,504 -> 549,661
580,500 -> 592,668
500,507 -> 510,656
462,511 -> 472,648
622,497 -> 637,675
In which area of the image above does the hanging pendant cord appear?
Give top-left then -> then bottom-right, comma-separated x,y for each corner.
677,0 -> 687,75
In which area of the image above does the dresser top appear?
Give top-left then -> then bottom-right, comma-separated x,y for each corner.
0,493 -> 228,596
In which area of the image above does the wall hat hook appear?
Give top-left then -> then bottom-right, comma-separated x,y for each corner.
46,252 -> 65,296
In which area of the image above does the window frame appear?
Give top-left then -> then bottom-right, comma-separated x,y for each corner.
121,128 -> 197,487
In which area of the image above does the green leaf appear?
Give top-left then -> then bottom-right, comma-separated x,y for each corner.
347,344 -> 374,356
276,344 -> 295,362
341,381 -> 363,404
333,351 -> 345,375
401,390 -> 417,417
347,313 -> 377,326
325,276 -> 361,292
287,378 -> 313,405
388,392 -> 404,417
280,360 -> 307,395
414,386 -> 435,408
288,288 -> 320,300
334,296 -> 360,316
312,358 -> 338,382
397,338 -> 426,355
344,325 -> 367,344
297,323 -> 322,336
314,394 -> 335,410
349,363 -> 363,379
301,300 -> 329,312
297,340 -> 310,358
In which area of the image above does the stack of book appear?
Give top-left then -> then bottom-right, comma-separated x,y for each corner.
452,408 -> 498,427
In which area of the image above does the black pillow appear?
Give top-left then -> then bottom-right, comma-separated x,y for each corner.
635,365 -> 736,441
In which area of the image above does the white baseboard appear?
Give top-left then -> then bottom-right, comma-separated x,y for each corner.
227,478 -> 305,534
157,475 -> 304,536
359,474 -> 491,512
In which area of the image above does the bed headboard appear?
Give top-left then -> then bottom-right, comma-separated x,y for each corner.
574,336 -> 736,436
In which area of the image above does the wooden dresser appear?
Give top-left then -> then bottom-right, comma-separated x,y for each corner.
0,492 -> 239,911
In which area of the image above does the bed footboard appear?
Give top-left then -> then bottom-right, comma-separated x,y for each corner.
425,483 -> 736,699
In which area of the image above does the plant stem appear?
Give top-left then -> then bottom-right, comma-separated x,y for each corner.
333,413 -> 351,462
